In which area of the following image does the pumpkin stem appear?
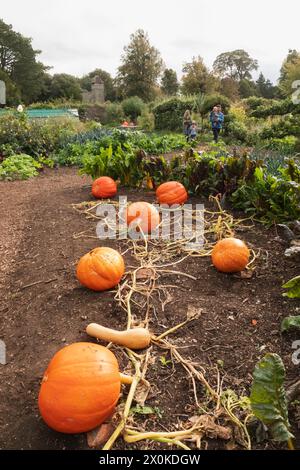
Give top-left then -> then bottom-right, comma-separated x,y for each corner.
120,373 -> 133,385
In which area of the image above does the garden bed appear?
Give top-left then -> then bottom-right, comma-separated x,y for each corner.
0,167 -> 299,450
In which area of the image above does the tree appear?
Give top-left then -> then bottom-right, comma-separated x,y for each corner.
213,49 -> 258,81
239,79 -> 258,98
256,73 -> 276,99
279,49 -> 300,82
116,29 -> 163,101
49,74 -> 82,100
0,69 -> 20,105
219,77 -> 240,101
122,96 -> 144,120
279,50 -> 300,98
181,56 -> 218,95
0,18 -> 48,103
161,68 -> 179,95
80,69 -> 116,101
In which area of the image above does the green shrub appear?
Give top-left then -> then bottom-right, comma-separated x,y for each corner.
153,97 -> 195,131
259,116 -> 300,140
122,96 -> 145,121
0,154 -> 42,180
250,99 -> 300,119
199,94 -> 231,115
243,96 -> 273,113
224,119 -> 248,143
27,99 -> 81,109
137,110 -> 155,131
105,102 -> 125,124
260,136 -> 297,154
0,113 -> 83,158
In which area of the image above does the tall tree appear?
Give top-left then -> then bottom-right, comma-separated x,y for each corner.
49,74 -> 82,100
256,73 -> 276,99
116,29 -> 163,101
181,56 -> 218,95
219,77 -> 240,101
279,50 -> 300,98
213,49 -> 258,81
0,69 -> 20,105
0,18 -> 48,103
279,49 -> 300,82
239,79 -> 258,98
80,69 -> 116,101
161,68 -> 179,95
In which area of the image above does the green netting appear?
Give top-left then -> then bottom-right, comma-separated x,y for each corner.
0,108 -> 78,119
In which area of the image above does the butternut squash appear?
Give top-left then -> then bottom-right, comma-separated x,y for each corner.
86,323 -> 151,350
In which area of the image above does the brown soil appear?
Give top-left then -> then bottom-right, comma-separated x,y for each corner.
0,167 -> 299,450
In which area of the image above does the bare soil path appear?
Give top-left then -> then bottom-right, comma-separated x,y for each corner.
0,168 -> 299,450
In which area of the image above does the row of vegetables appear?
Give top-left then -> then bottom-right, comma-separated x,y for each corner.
38,178 -> 251,436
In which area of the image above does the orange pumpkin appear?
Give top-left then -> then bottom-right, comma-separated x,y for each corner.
92,176 -> 117,199
212,237 -> 250,273
126,201 -> 160,234
156,181 -> 188,206
38,342 -> 121,434
76,247 -> 125,291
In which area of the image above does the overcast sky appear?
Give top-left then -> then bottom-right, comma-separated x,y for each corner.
1,0 -> 299,83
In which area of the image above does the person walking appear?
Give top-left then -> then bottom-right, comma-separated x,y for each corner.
183,109 -> 192,141
210,105 -> 224,143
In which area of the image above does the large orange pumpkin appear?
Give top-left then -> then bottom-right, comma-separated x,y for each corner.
126,202 -> 160,234
156,181 -> 188,206
76,247 -> 125,291
211,237 -> 250,273
38,342 -> 121,434
92,176 -> 117,199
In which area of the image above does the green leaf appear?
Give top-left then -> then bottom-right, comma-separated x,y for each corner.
250,353 -> 294,443
281,315 -> 300,333
130,405 -> 163,417
282,276 -> 300,299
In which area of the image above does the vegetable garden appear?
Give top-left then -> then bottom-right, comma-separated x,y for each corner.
0,107 -> 299,451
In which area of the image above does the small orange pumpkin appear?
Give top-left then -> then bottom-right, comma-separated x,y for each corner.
212,237 -> 250,273
38,342 -> 121,434
126,201 -> 160,234
76,247 -> 125,291
92,176 -> 117,199
156,181 -> 188,206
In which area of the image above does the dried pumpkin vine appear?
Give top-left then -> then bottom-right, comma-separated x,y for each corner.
73,197 -> 257,450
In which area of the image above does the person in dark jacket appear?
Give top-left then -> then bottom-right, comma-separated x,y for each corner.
210,105 -> 224,143
183,109 -> 192,140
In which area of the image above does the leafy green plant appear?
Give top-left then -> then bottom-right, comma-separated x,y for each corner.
0,154 -> 42,180
0,112 -> 84,159
171,148 -> 259,198
231,166 -> 300,224
79,145 -> 114,179
130,405 -> 163,418
250,353 -> 294,448
282,276 -> 300,299
159,356 -> 172,367
281,316 -> 300,333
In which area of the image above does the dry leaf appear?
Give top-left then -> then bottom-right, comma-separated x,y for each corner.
240,270 -> 254,279
87,423 -> 114,448
134,379 -> 151,406
187,305 -> 203,321
188,415 -> 232,441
